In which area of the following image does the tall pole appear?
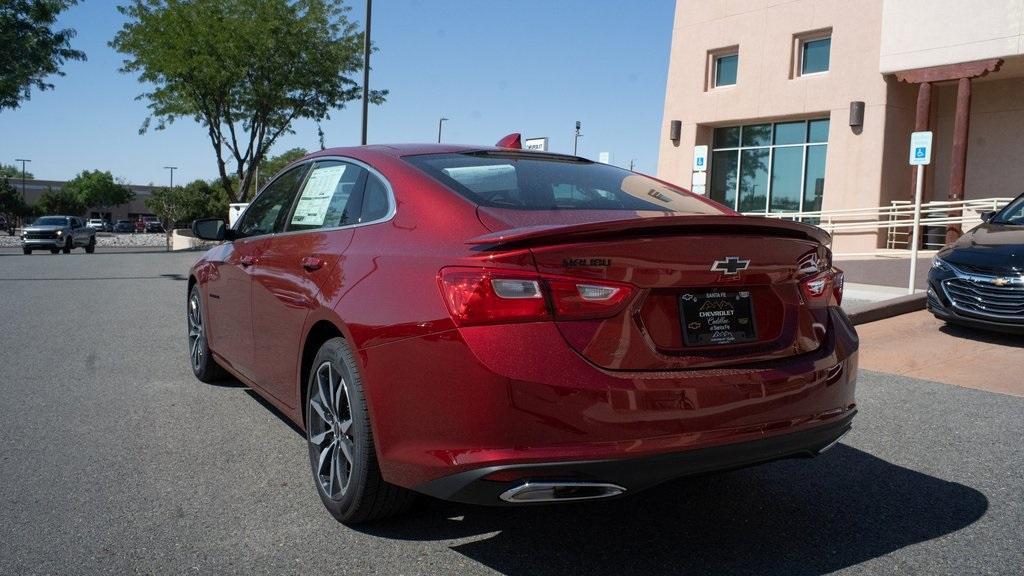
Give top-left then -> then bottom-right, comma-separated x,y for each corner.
15,158 -> 31,203
908,164 -> 925,294
360,0 -> 372,145
437,117 -> 448,143
163,166 -> 177,188
573,121 -> 582,155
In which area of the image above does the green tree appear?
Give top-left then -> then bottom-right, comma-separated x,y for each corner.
0,163 -> 34,179
144,180 -> 229,249
62,170 -> 135,213
1,0 -> 87,110
37,186 -> 85,215
255,147 -> 308,192
111,0 -> 385,203
1,177 -> 31,220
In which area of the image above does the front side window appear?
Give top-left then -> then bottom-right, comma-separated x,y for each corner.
406,152 -> 727,215
236,164 -> 309,238
801,36 -> 831,75
710,119 -> 829,221
715,53 -> 738,87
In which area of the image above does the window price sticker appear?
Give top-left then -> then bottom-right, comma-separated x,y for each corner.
291,164 -> 347,226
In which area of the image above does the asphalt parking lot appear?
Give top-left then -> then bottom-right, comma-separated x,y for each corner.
1,250 -> 1022,575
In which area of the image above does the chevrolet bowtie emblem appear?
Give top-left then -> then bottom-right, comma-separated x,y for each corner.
711,256 -> 750,275
991,277 -> 1011,287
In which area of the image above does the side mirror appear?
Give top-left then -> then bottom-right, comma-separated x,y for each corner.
979,210 -> 996,223
192,218 -> 228,241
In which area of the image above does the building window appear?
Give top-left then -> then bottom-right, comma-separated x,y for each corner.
714,53 -> 738,87
709,118 -> 829,220
794,30 -> 831,76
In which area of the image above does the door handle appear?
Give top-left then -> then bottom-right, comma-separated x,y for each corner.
239,255 -> 257,267
301,256 -> 325,271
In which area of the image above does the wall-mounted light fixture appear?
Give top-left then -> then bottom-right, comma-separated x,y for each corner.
849,101 -> 865,127
669,120 -> 682,142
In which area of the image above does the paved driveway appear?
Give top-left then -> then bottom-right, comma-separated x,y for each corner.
1,251 -> 1021,575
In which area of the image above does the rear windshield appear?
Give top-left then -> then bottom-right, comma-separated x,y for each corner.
405,152 -> 726,214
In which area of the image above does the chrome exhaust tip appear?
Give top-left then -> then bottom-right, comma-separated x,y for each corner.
499,481 -> 627,503
817,428 -> 851,454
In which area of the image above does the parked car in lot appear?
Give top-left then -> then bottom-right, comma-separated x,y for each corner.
114,220 -> 133,233
21,215 -> 96,254
928,193 -> 1024,333
187,139 -> 857,524
86,218 -> 111,232
144,217 -> 164,233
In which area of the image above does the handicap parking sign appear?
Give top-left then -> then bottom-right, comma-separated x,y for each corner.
909,132 -> 932,165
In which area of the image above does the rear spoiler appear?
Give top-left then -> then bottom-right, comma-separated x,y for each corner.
466,215 -> 831,248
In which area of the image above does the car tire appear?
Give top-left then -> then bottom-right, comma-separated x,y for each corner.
85,237 -> 96,254
187,285 -> 227,383
62,238 -> 71,254
306,337 -> 416,524
23,247 -> 31,255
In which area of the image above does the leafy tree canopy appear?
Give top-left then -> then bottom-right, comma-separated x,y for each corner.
111,0 -> 385,203
145,179 -> 229,229
0,0 -> 87,110
0,163 -> 35,179
36,186 -> 85,215
1,177 -> 33,217
63,169 -> 135,208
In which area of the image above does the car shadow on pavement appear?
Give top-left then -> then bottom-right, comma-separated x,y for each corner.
938,322 -> 1024,347
356,445 -> 988,576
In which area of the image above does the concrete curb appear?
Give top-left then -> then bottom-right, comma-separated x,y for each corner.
846,292 -> 927,325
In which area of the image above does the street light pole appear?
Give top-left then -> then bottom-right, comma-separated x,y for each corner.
360,0 -> 372,145
163,166 -> 178,188
14,158 -> 31,203
437,117 -> 448,143
573,121 -> 582,156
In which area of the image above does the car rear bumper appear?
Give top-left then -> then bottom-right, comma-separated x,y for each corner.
360,307 -> 858,500
414,410 -> 854,505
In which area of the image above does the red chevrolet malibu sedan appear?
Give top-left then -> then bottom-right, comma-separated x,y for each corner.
188,138 -> 857,524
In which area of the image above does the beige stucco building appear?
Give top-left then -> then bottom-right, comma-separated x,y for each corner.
658,0 -> 1024,253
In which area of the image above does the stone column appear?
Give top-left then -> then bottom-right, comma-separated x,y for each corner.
946,77 -> 972,244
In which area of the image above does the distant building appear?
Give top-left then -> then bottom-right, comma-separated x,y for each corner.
9,179 -> 157,222
658,0 -> 1024,253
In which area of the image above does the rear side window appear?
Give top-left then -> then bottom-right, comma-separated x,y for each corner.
359,174 -> 390,222
288,160 -> 366,231
405,152 -> 725,214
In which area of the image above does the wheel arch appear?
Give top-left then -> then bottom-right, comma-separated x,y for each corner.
298,319 -> 347,429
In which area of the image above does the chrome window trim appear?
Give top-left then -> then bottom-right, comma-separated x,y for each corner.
232,155 -> 397,243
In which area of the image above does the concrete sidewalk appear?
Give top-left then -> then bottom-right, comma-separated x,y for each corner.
856,310 -> 1024,397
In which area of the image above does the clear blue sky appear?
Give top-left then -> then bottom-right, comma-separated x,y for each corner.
0,0 -> 675,186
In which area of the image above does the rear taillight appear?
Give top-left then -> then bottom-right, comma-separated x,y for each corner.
438,268 -> 634,327
800,267 -> 843,306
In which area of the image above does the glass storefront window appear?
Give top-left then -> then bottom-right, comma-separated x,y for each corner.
738,149 -> 769,212
709,118 -> 829,220
741,124 -> 771,147
710,150 -> 738,208
770,147 -> 803,212
803,145 -> 827,215
714,126 -> 740,148
808,118 -> 829,143
773,121 -> 805,145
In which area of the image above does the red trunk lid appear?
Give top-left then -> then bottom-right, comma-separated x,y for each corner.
474,208 -> 832,371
